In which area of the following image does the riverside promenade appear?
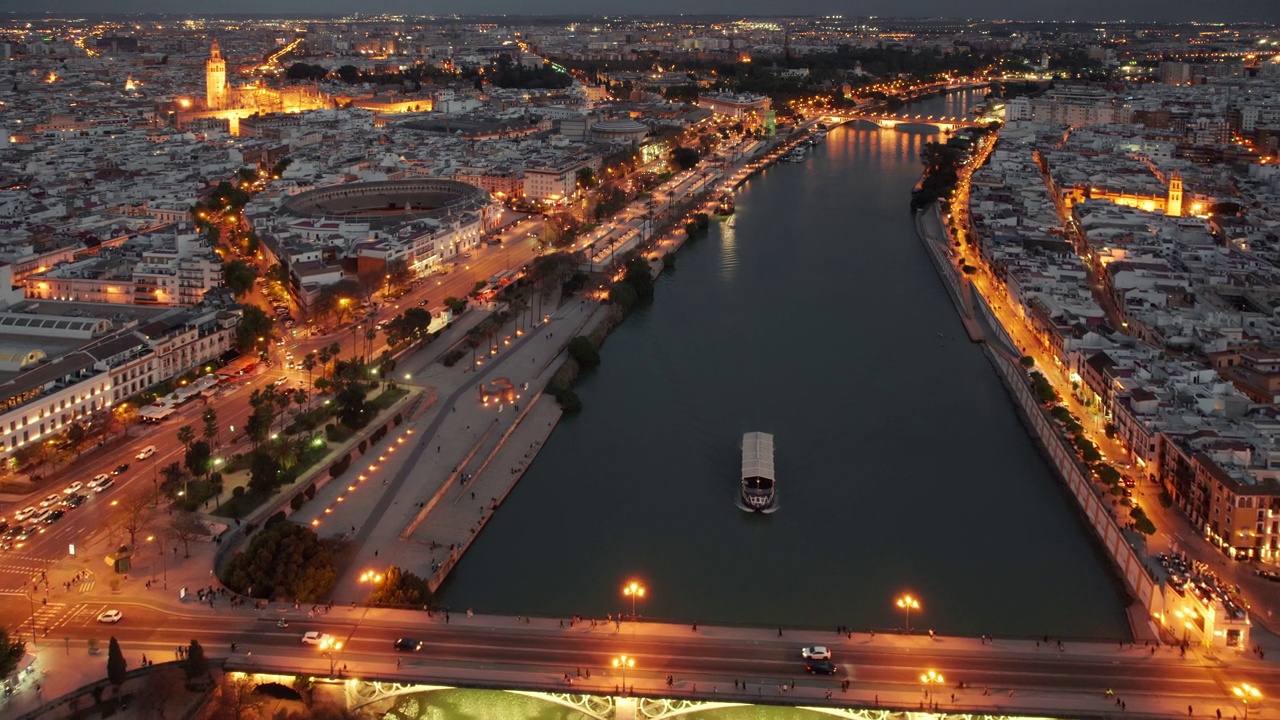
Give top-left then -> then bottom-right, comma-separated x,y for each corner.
290,293 -> 605,600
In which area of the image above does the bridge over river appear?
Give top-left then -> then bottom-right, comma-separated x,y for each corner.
191,609 -> 1279,720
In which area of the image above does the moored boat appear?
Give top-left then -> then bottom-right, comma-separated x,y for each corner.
740,432 -> 776,512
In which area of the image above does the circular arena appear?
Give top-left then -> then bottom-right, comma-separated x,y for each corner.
280,179 -> 491,228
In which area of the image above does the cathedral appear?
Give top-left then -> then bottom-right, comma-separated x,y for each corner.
204,38 -> 326,114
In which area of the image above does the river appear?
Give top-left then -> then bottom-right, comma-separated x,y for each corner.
439,89 -> 1130,640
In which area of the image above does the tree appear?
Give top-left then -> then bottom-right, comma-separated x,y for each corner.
248,450 -> 282,496
234,306 -> 275,354
222,260 -> 259,298
184,639 -> 209,683
575,167 -> 598,191
177,425 -> 195,451
169,512 -> 205,558
567,336 -> 600,368
107,636 -> 128,686
139,663 -> 184,719
113,491 -> 156,550
221,522 -> 336,601
184,440 -> 212,480
202,407 -> 219,448
671,146 -> 701,170
212,672 -> 263,720
335,382 -> 369,430
367,566 -> 433,606
0,629 -> 24,679
302,353 -> 317,395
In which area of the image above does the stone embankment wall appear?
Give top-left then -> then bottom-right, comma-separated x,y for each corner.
917,204 -> 1163,629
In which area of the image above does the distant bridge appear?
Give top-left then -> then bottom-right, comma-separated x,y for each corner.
827,112 -> 988,133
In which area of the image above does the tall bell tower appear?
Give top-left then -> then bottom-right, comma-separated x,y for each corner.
1167,171 -> 1183,217
205,38 -> 227,110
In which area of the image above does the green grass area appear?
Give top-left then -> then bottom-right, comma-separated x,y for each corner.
371,385 -> 409,411
214,490 -> 269,519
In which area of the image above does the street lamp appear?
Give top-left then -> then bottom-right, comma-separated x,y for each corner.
920,669 -> 944,709
146,534 -> 167,589
896,594 -> 920,633
622,580 -> 646,620
319,637 -> 343,677
612,654 -> 635,694
1234,682 -> 1262,719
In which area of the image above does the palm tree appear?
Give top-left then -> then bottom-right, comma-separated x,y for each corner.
327,343 -> 341,377
294,389 -> 307,417
302,352 -> 317,397
275,392 -> 292,435
317,346 -> 333,382
201,407 -> 218,448
177,425 -> 195,451
364,327 -> 377,362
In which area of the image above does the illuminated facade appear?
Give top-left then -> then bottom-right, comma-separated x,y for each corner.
1064,172 -> 1185,217
194,38 -> 328,133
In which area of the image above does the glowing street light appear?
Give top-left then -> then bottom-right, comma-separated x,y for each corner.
896,594 -> 921,633
1234,682 -> 1262,718
920,669 -> 944,708
319,637 -> 343,677
623,580 -> 646,620
612,654 -> 635,694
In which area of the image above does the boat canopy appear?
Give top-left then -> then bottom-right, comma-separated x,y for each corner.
742,431 -> 775,481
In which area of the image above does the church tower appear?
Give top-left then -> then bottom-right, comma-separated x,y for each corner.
1167,171 -> 1183,217
205,38 -> 227,110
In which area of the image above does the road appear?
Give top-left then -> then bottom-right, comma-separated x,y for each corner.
25,603 -> 1280,718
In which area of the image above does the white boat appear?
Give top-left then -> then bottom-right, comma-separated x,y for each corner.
740,432 -> 777,512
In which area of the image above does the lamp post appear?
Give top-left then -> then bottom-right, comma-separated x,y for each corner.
612,654 -> 635,695
896,594 -> 920,633
146,534 -> 167,589
320,637 -> 343,677
1234,682 -> 1261,719
622,580 -> 646,620
920,669 -> 944,709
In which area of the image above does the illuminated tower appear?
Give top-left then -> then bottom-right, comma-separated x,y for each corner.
1167,171 -> 1183,217
205,38 -> 227,110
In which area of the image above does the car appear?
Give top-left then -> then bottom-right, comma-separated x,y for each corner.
42,509 -> 64,524
1123,477 -> 1136,488
91,478 -> 114,493
272,377 -> 289,387
63,481 -> 84,495
39,494 -> 61,508
463,252 -> 473,259
801,646 -> 831,660
136,446 -> 156,460
284,352 -> 294,361
806,659 -> 837,675
301,632 -> 333,646
13,507 -> 37,521
96,610 -> 123,624
393,638 -> 423,651
112,463 -> 130,476
87,475 -> 112,491
1122,489 -> 1133,498
64,493 -> 87,508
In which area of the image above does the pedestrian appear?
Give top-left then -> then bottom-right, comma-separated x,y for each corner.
778,627 -> 783,637
1189,706 -> 1193,717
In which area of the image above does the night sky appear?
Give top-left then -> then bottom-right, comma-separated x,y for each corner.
29,0 -> 1280,23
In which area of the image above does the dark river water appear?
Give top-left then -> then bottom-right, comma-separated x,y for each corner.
439,89 -> 1130,640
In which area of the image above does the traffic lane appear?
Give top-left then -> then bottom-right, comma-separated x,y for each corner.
274,622 -> 1261,692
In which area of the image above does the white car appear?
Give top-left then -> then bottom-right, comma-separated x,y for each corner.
301,631 -> 333,646
90,478 -> 114,493
801,646 -> 832,660
39,494 -> 61,508
136,446 -> 156,460
63,481 -> 83,495
96,610 -> 123,624
13,506 -> 37,521
88,474 -> 111,491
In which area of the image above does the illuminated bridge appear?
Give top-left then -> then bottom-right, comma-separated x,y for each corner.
208,614 -> 1279,720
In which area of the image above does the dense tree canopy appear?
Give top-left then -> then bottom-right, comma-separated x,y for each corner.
222,522 -> 336,601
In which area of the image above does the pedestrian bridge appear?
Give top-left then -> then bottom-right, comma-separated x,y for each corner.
343,680 -> 1022,719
